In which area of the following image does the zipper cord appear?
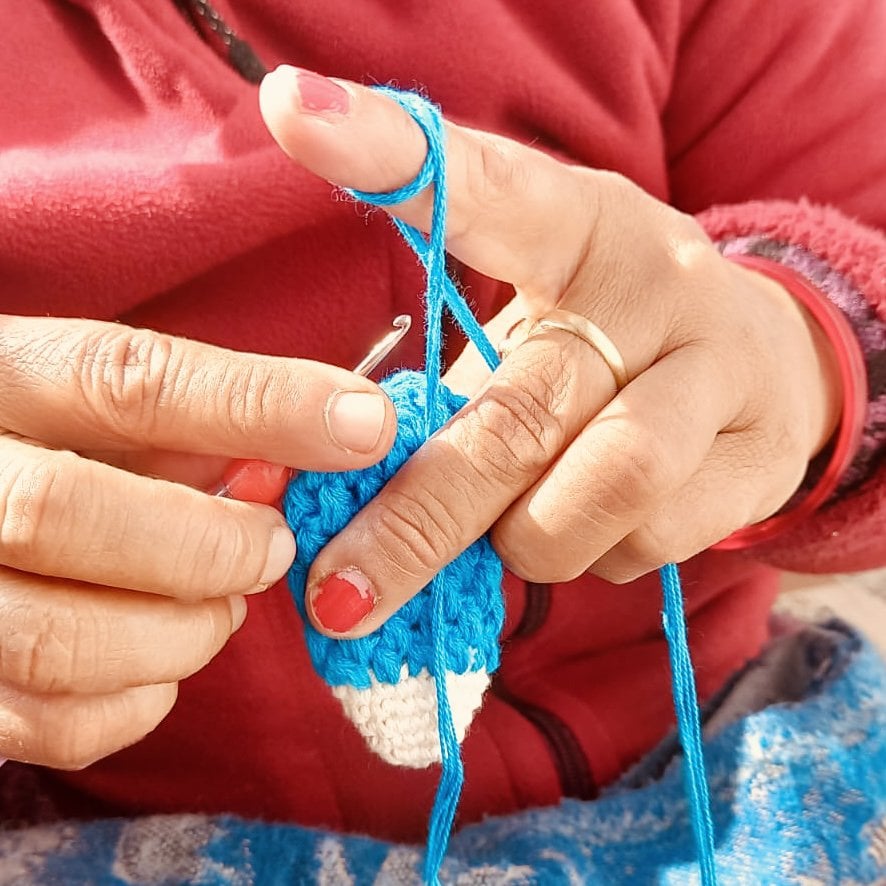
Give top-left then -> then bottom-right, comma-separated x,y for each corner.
173,0 -> 267,83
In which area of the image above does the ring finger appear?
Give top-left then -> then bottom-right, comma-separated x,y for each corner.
491,345 -> 736,582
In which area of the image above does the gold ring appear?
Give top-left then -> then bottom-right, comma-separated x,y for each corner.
497,308 -> 629,390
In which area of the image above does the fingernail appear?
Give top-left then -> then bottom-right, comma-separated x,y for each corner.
326,391 -> 387,454
229,595 -> 248,632
294,68 -> 350,117
260,527 -> 297,587
311,568 -> 376,633
214,460 -> 293,505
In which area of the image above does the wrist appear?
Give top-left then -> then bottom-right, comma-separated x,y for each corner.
716,254 -> 867,549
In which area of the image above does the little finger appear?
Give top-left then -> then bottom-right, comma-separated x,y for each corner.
0,681 -> 177,770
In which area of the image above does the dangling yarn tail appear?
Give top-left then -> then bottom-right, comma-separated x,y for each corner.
423,571 -> 465,884
660,563 -> 718,885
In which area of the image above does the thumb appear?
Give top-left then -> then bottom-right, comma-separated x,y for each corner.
258,65 -> 597,301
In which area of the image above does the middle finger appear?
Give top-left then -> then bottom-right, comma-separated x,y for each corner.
0,435 -> 294,600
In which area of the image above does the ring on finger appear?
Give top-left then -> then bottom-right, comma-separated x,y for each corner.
497,308 -> 629,390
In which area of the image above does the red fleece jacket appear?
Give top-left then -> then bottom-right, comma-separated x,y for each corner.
1,0 -> 884,841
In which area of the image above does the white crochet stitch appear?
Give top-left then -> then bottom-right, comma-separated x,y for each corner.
332,667 -> 490,768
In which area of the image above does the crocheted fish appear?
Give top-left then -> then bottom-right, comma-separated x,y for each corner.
284,370 -> 504,767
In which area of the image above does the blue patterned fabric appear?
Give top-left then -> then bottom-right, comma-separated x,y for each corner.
2,623 -> 884,885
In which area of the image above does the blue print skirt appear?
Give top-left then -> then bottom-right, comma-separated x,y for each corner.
1,620 -> 884,885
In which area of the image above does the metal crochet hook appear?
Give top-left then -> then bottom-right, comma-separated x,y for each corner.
214,314 -> 412,501
352,314 -> 412,376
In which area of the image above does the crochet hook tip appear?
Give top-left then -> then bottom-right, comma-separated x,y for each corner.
213,315 -> 411,501
353,314 -> 413,377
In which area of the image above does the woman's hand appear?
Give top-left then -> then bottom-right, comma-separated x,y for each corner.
0,315 -> 396,767
259,66 -> 841,637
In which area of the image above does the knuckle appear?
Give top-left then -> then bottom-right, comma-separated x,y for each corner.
220,359 -> 279,439
174,512 -> 251,598
73,326 -> 178,438
454,136 -> 526,242
462,376 -> 566,486
590,428 -> 674,522
474,136 -> 524,202
3,600 -> 90,694
373,489 -> 463,577
0,454 -> 71,563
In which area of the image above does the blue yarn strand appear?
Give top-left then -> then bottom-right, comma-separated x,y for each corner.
348,87 -> 715,885
423,570 -> 465,885
348,88 -> 500,376
660,562 -> 718,884
349,88 -> 485,884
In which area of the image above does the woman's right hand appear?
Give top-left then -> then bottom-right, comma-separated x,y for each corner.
0,314 -> 395,769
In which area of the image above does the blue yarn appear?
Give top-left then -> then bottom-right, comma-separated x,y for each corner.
284,372 -> 504,689
287,87 -> 717,885
349,88 -> 501,377
660,563 -> 718,885
349,89 -> 505,885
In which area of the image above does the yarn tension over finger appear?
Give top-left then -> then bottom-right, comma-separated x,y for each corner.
284,88 -> 717,885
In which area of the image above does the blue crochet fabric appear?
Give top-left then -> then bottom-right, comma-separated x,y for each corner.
6,623 -> 884,884
283,370 -> 504,688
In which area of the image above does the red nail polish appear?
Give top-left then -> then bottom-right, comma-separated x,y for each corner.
312,569 -> 375,633
211,460 -> 293,505
296,69 -> 350,116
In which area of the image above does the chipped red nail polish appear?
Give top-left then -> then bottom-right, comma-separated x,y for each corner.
311,568 -> 375,633
211,459 -> 293,505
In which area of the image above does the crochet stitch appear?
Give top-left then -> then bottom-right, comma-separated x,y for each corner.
283,370 -> 504,767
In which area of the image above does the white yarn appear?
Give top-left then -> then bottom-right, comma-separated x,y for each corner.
332,667 -> 490,768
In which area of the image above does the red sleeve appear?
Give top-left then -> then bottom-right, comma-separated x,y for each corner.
698,201 -> 886,574
664,0 -> 886,231
661,1 -> 886,573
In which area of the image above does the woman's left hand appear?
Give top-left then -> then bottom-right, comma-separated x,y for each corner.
260,66 -> 841,637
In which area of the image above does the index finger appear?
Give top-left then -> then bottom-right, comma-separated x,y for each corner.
302,329 -> 615,637
0,315 -> 396,471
